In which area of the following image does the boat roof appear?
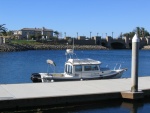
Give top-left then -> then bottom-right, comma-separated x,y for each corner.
67,58 -> 101,65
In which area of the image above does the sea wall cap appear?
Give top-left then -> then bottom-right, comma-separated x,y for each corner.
132,34 -> 140,42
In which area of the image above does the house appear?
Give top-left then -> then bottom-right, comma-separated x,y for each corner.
14,27 -> 53,39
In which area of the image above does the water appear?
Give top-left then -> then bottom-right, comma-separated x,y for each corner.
1,50 -> 150,84
0,50 -> 150,112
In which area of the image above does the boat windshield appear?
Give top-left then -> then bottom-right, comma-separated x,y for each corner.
65,64 -> 73,74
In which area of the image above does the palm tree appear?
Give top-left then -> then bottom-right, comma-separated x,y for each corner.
141,27 -> 145,38
53,31 -> 59,44
0,24 -> 7,35
53,31 -> 59,38
123,27 -> 150,39
136,27 -> 140,37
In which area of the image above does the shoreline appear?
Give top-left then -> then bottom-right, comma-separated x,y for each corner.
1,44 -> 150,52
142,45 -> 150,50
0,44 -> 108,52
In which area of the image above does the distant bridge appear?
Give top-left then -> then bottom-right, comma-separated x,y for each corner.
100,36 -> 150,49
73,36 -> 150,49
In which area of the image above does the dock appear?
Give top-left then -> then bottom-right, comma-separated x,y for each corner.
0,76 -> 150,110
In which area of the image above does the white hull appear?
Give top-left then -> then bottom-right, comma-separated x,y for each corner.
31,69 -> 126,83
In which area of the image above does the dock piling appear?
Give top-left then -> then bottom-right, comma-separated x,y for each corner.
131,33 -> 140,92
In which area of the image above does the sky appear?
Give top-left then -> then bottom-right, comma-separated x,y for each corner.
1,0 -> 150,38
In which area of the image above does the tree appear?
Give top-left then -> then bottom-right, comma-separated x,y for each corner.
0,24 -> 7,35
7,30 -> 13,36
133,27 -> 149,37
141,27 -> 145,37
123,27 -> 150,38
136,27 -> 140,36
53,31 -> 59,38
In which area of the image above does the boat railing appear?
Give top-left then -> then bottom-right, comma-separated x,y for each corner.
114,63 -> 122,70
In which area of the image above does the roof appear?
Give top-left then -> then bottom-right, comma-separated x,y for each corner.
21,27 -> 53,31
67,58 -> 101,65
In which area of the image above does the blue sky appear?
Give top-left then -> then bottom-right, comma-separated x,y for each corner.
1,0 -> 150,38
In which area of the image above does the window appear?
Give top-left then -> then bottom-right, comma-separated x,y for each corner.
84,65 -> 91,71
91,65 -> 99,70
68,65 -> 72,74
84,65 -> 99,71
75,65 -> 82,72
65,65 -> 72,74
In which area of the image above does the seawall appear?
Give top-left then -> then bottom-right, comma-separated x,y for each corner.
0,44 -> 108,52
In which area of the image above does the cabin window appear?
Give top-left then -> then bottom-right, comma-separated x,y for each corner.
75,65 -> 82,72
84,65 -> 91,71
84,65 -> 99,71
91,65 -> 99,70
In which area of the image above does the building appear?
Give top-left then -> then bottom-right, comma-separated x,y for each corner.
78,36 -> 86,40
14,27 -> 53,39
64,36 -> 71,40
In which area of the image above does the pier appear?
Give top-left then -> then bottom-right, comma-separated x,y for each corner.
0,76 -> 150,110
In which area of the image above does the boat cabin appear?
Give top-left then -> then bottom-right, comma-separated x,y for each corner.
64,58 -> 102,77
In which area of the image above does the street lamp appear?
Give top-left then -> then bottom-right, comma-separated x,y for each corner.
97,33 -> 99,36
90,32 -> 92,39
64,32 -> 66,38
77,32 -> 78,39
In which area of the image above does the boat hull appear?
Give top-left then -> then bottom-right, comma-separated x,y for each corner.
31,69 -> 126,83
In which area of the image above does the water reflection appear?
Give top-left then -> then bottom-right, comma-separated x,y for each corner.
121,100 -> 144,113
2,98 -> 150,113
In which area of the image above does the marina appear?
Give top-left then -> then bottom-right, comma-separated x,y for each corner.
1,0 -> 150,112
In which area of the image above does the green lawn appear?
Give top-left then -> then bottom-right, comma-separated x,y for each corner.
10,40 -> 41,45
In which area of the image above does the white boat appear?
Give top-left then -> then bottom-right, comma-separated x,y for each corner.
31,49 -> 127,83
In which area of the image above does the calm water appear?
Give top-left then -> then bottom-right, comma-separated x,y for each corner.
1,49 -> 150,84
0,50 -> 150,112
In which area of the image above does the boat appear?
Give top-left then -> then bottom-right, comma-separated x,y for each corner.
31,48 -> 127,83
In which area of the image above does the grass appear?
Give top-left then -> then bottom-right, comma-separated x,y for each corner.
10,40 -> 41,45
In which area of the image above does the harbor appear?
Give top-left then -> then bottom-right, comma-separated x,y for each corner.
0,76 -> 150,110
1,0 -> 150,112
0,34 -> 150,111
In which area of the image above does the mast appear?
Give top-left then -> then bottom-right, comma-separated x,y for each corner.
73,38 -> 74,53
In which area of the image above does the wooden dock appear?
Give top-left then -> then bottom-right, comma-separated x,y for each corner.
0,76 -> 150,110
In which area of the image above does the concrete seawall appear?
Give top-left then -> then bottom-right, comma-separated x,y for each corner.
0,44 -> 108,52
142,45 -> 150,50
